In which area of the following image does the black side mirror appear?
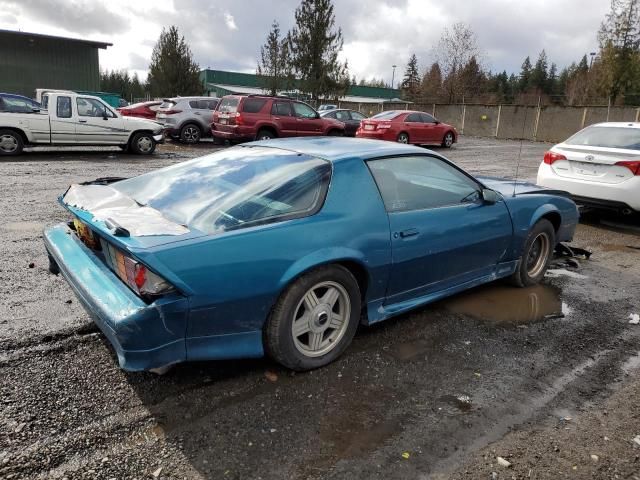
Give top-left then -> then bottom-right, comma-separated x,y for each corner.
482,188 -> 499,204
434,120 -> 440,125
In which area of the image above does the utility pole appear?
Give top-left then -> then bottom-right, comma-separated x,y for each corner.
391,65 -> 397,90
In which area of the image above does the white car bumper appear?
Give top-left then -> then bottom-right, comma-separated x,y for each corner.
153,133 -> 164,143
537,163 -> 640,211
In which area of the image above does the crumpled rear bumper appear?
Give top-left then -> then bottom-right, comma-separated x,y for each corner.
43,223 -> 188,371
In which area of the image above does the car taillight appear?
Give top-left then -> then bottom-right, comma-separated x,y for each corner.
543,151 -> 567,165
163,109 -> 182,115
377,122 -> 391,130
100,239 -> 175,297
235,112 -> 244,125
615,160 -> 640,175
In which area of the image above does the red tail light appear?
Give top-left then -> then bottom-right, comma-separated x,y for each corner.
543,151 -> 567,165
615,160 -> 640,175
163,109 -> 182,115
376,122 -> 392,130
235,112 -> 244,126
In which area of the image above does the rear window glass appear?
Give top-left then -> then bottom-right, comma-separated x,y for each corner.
242,98 -> 268,113
159,101 -> 176,109
371,111 -> 400,120
218,97 -> 240,113
113,146 -> 331,234
565,126 -> 640,150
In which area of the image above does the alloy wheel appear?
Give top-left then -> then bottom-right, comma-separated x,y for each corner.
0,134 -> 18,154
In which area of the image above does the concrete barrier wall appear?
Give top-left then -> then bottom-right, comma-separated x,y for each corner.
496,106 -> 537,140
333,102 -> 639,142
463,105 -> 500,137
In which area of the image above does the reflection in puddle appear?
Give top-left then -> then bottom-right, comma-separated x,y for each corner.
440,283 -> 568,325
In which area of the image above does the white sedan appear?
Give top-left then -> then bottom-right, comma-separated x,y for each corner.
537,122 -> 640,214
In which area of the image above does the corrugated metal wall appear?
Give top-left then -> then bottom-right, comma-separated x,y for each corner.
0,31 -> 101,98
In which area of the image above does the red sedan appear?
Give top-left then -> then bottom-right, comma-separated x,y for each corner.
356,110 -> 457,148
117,101 -> 162,120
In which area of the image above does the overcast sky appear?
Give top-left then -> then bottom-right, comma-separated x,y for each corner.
1,0 -> 610,84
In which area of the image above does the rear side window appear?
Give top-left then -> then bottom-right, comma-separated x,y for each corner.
241,98 -> 268,113
335,110 -> 350,121
57,96 -> 72,118
218,97 -> 239,113
272,102 -> 292,116
323,111 -> 336,119
189,100 -> 200,108
159,101 -> 176,109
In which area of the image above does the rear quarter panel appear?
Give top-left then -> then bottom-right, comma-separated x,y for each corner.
150,156 -> 392,339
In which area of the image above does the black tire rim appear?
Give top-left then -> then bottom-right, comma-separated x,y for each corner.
183,126 -> 200,142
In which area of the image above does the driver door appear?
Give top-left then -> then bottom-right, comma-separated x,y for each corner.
75,97 -> 126,144
292,102 -> 324,136
367,155 -> 513,304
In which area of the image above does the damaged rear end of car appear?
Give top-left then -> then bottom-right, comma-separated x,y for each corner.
43,182 -> 197,371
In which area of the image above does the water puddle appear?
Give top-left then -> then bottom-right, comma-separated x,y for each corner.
389,339 -> 433,361
440,283 -> 569,326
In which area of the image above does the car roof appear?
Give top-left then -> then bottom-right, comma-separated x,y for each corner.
588,122 -> 640,129
247,137 -> 433,162
167,96 -> 218,101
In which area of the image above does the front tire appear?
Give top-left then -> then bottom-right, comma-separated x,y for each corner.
397,132 -> 409,144
180,123 -> 201,143
0,129 -> 24,156
264,265 -> 361,371
256,128 -> 276,140
130,132 -> 156,155
509,219 -> 555,287
442,131 -> 454,148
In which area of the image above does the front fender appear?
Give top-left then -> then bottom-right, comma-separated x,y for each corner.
530,203 -> 560,229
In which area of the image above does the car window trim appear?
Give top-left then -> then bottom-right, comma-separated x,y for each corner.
364,153 -> 488,213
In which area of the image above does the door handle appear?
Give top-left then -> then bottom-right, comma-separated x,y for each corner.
78,119 -> 87,123
399,228 -> 419,238
274,117 -> 281,120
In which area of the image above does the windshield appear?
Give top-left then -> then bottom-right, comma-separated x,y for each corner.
371,111 -> 400,120
218,97 -> 240,113
113,146 -> 331,234
566,126 -> 640,150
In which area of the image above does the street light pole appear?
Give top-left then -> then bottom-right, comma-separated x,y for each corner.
391,65 -> 397,90
589,52 -> 596,69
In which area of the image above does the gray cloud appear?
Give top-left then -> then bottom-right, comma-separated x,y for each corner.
0,0 -> 612,81
5,0 -> 130,35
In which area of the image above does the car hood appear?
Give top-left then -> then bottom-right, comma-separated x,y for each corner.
121,115 -> 163,130
476,176 -> 571,197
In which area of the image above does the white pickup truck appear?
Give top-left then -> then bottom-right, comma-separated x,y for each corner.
0,91 -> 164,156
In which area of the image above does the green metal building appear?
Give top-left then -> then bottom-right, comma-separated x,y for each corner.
200,69 -> 403,103
0,29 -> 111,98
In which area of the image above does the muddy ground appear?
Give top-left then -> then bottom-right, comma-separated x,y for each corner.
1,137 -> 640,479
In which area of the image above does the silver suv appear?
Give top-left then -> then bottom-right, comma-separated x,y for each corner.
156,96 -> 219,143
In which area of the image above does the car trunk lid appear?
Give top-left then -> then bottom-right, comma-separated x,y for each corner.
549,144 -> 640,184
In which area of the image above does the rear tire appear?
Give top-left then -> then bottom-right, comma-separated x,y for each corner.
509,219 -> 555,287
442,131 -> 454,148
129,132 -> 156,155
397,132 -> 409,144
264,265 -> 361,371
328,129 -> 344,136
0,129 -> 24,156
180,124 -> 201,144
256,128 -> 276,141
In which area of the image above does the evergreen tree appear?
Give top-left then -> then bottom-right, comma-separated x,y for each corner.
598,0 -> 640,100
519,56 -> 533,92
401,54 -> 420,100
257,21 -> 294,95
288,0 -> 349,100
147,26 -> 202,97
459,56 -> 485,99
421,62 -> 443,101
531,50 -> 549,92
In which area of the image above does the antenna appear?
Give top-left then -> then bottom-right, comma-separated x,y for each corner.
512,106 -> 529,197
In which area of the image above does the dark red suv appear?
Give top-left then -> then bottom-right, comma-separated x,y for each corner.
211,95 -> 345,143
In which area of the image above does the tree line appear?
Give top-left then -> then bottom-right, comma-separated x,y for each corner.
401,0 -> 640,106
101,0 -> 640,106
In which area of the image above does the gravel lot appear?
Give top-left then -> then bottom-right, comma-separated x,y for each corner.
2,137 -> 640,479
